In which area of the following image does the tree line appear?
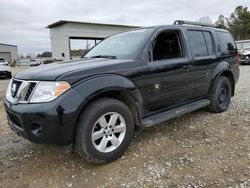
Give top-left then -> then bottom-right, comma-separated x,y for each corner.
216,6 -> 250,40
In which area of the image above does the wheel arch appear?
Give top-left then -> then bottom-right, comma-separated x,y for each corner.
72,75 -> 144,140
209,63 -> 235,97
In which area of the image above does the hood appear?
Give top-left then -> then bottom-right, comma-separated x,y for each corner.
15,58 -> 136,84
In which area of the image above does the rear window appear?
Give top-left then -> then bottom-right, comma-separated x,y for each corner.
216,31 -> 237,54
0,58 -> 5,62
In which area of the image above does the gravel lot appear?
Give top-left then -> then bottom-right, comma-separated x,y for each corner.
0,66 -> 250,188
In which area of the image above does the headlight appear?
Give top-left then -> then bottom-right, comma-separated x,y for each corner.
30,81 -> 71,103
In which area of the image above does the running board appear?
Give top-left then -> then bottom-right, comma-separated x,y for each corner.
142,99 -> 210,128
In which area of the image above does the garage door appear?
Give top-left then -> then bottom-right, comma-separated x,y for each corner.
0,52 -> 11,63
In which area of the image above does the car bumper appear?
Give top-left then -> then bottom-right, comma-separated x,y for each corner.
239,59 -> 250,65
4,88 -> 83,145
0,71 -> 11,77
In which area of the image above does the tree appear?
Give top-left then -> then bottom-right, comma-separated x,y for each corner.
228,6 -> 250,40
70,49 -> 88,57
215,15 -> 228,29
37,51 -> 52,57
216,6 -> 250,40
19,54 -> 25,58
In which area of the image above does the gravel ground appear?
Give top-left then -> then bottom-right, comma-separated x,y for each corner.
0,66 -> 250,188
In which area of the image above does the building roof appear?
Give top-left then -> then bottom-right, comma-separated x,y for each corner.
47,20 -> 140,29
0,43 -> 17,47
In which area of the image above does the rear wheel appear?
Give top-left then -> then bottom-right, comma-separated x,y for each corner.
75,98 -> 134,164
208,76 -> 232,113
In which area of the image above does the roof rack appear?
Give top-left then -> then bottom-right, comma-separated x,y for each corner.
173,20 -> 218,28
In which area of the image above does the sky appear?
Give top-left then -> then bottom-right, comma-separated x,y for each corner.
0,0 -> 249,55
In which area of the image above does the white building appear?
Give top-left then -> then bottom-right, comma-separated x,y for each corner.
0,43 -> 18,64
47,20 -> 139,61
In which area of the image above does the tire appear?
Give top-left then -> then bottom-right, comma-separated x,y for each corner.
7,72 -> 12,79
75,98 -> 134,164
208,76 -> 232,113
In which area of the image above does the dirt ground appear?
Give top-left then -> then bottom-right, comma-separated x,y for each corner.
0,66 -> 250,188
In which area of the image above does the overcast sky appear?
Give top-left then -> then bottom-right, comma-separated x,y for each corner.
0,0 -> 249,55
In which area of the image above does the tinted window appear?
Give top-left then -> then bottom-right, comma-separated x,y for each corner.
216,32 -> 237,54
203,32 -> 214,55
153,31 -> 183,61
187,31 -> 208,57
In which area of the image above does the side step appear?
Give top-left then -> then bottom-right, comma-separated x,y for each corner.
142,99 -> 210,128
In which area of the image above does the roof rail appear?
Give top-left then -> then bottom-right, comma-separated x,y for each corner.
173,20 -> 218,28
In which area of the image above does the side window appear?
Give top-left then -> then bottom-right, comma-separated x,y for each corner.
203,31 -> 214,55
216,31 -> 237,54
152,31 -> 183,61
187,30 -> 208,57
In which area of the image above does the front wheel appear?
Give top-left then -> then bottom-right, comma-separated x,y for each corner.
208,76 -> 232,113
75,98 -> 134,164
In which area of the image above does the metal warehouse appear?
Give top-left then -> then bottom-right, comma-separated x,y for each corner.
0,43 -> 18,64
47,20 -> 139,61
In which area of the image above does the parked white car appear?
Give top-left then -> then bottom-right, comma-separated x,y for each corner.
0,57 -> 9,66
0,57 -> 12,78
30,59 -> 42,66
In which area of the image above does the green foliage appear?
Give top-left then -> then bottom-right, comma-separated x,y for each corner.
216,6 -> 250,40
70,49 -> 88,57
37,51 -> 52,57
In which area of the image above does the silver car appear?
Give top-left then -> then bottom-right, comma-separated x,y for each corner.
239,47 -> 250,65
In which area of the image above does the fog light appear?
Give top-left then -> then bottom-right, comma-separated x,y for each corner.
31,123 -> 43,137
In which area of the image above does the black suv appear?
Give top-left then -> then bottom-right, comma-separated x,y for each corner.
4,20 -> 239,164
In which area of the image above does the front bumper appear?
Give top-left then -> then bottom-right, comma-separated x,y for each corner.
239,59 -> 250,65
0,71 -> 11,77
4,88 -> 83,145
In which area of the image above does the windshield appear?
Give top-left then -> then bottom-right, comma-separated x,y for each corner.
84,28 -> 154,59
0,58 -> 6,62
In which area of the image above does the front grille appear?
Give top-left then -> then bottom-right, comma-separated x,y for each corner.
24,82 -> 37,101
7,112 -> 22,128
7,79 -> 38,104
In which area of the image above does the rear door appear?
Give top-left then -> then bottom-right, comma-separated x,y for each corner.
186,30 -> 216,98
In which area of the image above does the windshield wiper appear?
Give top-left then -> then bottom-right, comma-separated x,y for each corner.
90,55 -> 117,59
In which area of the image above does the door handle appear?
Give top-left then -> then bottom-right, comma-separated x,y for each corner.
182,64 -> 191,70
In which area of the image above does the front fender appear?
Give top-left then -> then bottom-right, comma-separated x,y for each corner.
74,74 -> 139,98
73,74 -> 143,122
